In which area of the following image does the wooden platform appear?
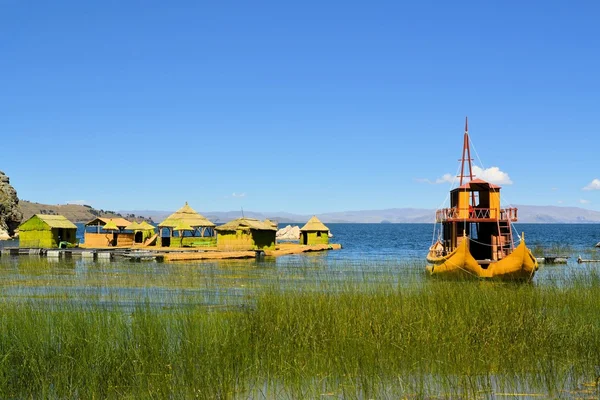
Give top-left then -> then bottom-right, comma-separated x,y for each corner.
161,243 -> 342,262
0,243 -> 342,262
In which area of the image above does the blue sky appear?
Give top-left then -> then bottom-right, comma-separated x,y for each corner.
1,0 -> 599,214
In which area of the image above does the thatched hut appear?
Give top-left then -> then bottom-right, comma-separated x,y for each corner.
125,221 -> 156,245
84,217 -> 133,247
215,218 -> 277,251
158,202 -> 216,247
19,214 -> 78,248
300,216 -> 330,245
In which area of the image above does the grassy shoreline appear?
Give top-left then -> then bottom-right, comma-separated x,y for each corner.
1,272 -> 600,398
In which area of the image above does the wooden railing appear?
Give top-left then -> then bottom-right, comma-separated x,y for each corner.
435,207 -> 518,222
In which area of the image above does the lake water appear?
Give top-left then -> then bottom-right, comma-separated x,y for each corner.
0,223 -> 599,307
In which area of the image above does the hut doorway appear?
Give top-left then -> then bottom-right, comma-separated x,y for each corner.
135,231 -> 143,243
302,233 -> 308,245
161,228 -> 171,247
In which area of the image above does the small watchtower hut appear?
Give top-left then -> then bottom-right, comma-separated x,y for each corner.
158,202 -> 216,247
19,214 -> 78,248
300,216 -> 330,245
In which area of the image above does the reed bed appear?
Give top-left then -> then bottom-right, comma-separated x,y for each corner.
1,268 -> 600,398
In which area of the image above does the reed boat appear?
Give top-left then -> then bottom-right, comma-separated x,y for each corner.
426,118 -> 538,281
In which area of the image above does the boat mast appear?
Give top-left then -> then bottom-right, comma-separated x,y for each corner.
459,116 -> 476,207
459,116 -> 474,186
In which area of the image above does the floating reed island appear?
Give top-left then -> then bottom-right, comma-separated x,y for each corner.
8,204 -> 341,261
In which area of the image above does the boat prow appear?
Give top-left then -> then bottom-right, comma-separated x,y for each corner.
427,238 -> 538,281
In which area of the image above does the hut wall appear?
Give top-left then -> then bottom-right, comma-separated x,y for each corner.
116,233 -> 134,247
252,230 -> 276,250
60,229 -> 77,245
19,231 -> 55,248
168,237 -> 217,248
84,233 -> 113,247
301,231 -> 329,246
217,230 -> 254,250
141,230 -> 155,242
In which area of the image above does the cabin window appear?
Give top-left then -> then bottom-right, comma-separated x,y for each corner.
317,232 -> 322,237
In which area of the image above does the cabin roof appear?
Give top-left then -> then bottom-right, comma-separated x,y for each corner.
158,202 -> 215,228
215,218 -> 277,232
300,216 -> 329,232
452,178 -> 501,192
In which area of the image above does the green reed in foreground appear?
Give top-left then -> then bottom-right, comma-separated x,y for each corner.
1,272 -> 600,398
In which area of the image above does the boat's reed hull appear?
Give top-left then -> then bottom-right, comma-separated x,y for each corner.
426,239 -> 538,281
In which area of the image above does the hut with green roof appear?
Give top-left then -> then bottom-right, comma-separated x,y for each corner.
215,218 -> 277,251
300,216 -> 330,245
125,221 -> 156,244
19,214 -> 78,248
158,202 -> 216,247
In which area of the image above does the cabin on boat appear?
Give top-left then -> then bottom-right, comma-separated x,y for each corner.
215,218 -> 277,251
19,214 -> 78,248
300,216 -> 330,245
435,178 -> 518,261
84,217 -> 133,247
157,202 -> 216,247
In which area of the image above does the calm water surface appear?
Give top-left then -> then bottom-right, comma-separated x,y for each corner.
0,223 -> 599,307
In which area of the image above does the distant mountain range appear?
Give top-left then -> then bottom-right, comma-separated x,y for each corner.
19,201 -> 153,223
17,200 -> 600,224
122,205 -> 600,224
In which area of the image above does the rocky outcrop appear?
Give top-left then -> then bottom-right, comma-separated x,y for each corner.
0,171 -> 22,238
276,225 -> 300,241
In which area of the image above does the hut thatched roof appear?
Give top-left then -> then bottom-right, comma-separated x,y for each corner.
300,216 -> 329,232
173,221 -> 194,231
20,214 -> 78,230
215,218 -> 277,232
102,219 -> 120,231
124,221 -> 141,230
264,219 -> 278,229
138,221 -> 156,230
85,217 -> 132,229
158,202 -> 215,228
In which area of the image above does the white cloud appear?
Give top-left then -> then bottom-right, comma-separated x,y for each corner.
551,187 -> 559,191
435,173 -> 455,184
419,165 -> 512,186
415,174 -> 456,184
580,199 -> 591,204
472,166 -> 513,185
557,200 -> 564,204
66,200 -> 88,205
583,179 -> 600,191
232,192 -> 246,198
